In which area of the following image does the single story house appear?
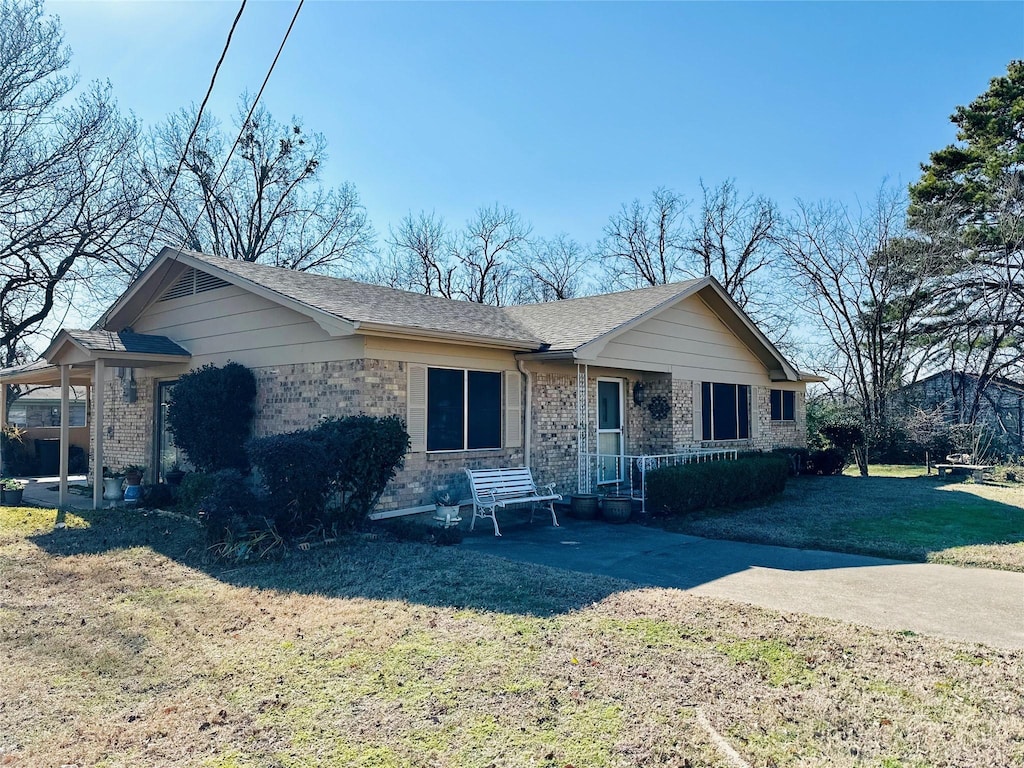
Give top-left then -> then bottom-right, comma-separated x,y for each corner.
0,247 -> 820,511
894,370 -> 1024,456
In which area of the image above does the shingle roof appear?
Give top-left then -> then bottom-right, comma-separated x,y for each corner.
503,281 -> 704,351
64,330 -> 190,357
183,250 -> 545,346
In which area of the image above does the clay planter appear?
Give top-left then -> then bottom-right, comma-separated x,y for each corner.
570,494 -> 599,519
601,495 -> 633,523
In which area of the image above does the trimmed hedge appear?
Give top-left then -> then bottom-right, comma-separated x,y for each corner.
246,414 -> 410,535
166,362 -> 257,473
646,454 -> 790,515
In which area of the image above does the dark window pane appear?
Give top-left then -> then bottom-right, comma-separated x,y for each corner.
738,385 -> 750,438
598,380 -> 621,430
467,371 -> 501,449
427,368 -> 464,451
712,382 -> 738,440
701,382 -> 712,440
770,389 -> 782,420
783,391 -> 795,421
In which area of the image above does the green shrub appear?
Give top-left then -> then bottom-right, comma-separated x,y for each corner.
312,415 -> 409,529
192,469 -> 260,545
646,454 -> 789,515
806,447 -> 849,475
176,471 -> 220,517
166,362 -> 257,472
772,447 -> 809,475
246,431 -> 331,534
244,415 -> 409,536
0,425 -> 35,475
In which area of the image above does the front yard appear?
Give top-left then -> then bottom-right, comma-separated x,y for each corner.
662,466 -> 1024,571
2,503 -> 1023,767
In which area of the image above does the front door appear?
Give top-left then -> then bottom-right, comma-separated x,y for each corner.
156,380 -> 188,482
597,379 -> 624,484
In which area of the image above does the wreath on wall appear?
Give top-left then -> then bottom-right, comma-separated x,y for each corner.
647,394 -> 670,421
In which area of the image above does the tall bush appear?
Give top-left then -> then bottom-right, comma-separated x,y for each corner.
246,415 -> 409,535
646,454 -> 789,515
312,415 -> 409,529
246,431 -> 330,534
166,362 -> 257,472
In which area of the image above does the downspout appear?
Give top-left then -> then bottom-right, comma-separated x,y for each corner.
517,359 -> 532,467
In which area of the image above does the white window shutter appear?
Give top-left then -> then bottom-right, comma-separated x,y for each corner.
692,380 -> 703,442
750,386 -> 761,439
504,370 -> 523,448
408,364 -> 427,452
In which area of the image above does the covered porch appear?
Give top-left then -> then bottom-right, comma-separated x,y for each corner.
0,330 -> 190,509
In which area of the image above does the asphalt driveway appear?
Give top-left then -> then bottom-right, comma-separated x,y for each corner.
461,515 -> 1024,649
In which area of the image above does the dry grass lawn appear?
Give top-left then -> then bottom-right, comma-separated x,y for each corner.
2,503 -> 1023,767
662,468 -> 1024,571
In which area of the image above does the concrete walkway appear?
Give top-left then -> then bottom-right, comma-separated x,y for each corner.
461,516 -> 1024,649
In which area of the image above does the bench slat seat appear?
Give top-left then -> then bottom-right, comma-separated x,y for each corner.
466,466 -> 561,536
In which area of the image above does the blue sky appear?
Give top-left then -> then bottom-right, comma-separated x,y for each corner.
50,1 -> 1023,250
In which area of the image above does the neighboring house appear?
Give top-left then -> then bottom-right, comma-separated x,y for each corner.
3,386 -> 89,474
0,247 -> 820,510
895,370 -> 1024,456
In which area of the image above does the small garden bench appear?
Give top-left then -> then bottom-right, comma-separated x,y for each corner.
465,467 -> 561,537
934,463 -> 993,482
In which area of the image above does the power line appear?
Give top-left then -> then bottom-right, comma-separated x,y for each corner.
180,0 -> 305,255
134,0 -> 248,279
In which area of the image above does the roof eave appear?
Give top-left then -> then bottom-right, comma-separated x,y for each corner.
355,321 -> 544,351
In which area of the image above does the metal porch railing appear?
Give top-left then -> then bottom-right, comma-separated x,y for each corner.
578,449 -> 739,513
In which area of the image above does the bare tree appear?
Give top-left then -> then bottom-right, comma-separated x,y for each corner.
516,233 -> 593,302
686,180 -> 777,306
778,187 -> 944,472
0,0 -> 147,367
372,211 -> 457,297
598,188 -> 688,288
454,204 -> 531,305
141,97 -> 375,275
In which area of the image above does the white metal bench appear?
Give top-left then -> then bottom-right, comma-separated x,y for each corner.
465,467 -> 561,537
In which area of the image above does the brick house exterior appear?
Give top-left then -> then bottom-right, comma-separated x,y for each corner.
1,247 -> 817,511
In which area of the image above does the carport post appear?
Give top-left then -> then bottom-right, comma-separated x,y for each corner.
92,359 -> 104,510
59,364 -> 69,508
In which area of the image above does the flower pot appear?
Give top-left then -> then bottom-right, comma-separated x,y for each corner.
1,487 -> 24,505
165,469 -> 185,487
102,476 -> 123,501
124,483 -> 143,506
601,496 -> 632,523
570,494 -> 599,520
433,504 -> 462,528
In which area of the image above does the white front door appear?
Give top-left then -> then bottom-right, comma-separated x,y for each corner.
597,379 -> 624,484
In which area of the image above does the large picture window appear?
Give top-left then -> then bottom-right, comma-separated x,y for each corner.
770,389 -> 795,421
426,368 -> 501,451
701,382 -> 750,440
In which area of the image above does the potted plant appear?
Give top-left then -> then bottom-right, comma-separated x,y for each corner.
432,489 -> 462,528
102,467 -> 124,502
570,493 -> 599,519
121,464 -> 145,506
601,495 -> 633,523
165,463 -> 186,487
1,477 -> 24,506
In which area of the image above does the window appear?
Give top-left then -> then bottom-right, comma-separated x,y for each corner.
426,368 -> 501,451
770,389 -> 795,421
701,382 -> 750,440
7,402 -> 86,428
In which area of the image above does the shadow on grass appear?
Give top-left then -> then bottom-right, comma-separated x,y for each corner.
21,487 -> 986,618
25,506 -> 641,617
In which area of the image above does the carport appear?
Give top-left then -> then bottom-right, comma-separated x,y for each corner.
0,330 -> 189,509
